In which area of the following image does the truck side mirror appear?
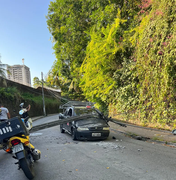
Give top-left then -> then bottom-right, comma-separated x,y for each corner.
59,113 -> 64,119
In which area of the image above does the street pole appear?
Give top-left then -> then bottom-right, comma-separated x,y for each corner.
41,72 -> 46,116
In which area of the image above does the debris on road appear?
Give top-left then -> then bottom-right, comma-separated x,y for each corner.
95,141 -> 126,152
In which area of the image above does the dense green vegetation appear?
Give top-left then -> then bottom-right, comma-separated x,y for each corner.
21,92 -> 59,105
0,87 -> 20,100
46,0 -> 176,128
0,87 -> 58,105
0,63 -> 6,77
0,62 -> 10,78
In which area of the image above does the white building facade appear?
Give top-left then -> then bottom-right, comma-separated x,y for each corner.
7,65 -> 31,86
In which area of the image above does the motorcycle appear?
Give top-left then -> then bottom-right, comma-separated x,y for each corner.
2,103 -> 33,154
0,115 -> 41,179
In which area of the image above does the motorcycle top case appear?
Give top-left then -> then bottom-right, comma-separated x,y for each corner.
0,116 -> 29,142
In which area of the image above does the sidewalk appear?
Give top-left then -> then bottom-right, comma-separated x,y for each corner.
31,116 -> 44,122
109,121 -> 176,145
31,113 -> 58,122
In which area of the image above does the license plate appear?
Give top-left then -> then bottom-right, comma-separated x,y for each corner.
92,133 -> 101,137
12,143 -> 24,154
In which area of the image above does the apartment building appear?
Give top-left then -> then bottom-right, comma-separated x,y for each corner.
7,64 -> 31,87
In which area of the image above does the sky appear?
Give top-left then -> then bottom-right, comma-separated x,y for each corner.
0,0 -> 55,84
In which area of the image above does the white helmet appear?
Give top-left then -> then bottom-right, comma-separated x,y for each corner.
19,103 -> 24,108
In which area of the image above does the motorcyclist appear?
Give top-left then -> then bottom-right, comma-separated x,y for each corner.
0,103 -> 11,150
19,103 -> 30,117
19,103 -> 32,130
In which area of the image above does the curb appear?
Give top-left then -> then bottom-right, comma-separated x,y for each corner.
110,119 -> 172,133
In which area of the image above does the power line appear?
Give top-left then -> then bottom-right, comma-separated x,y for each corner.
45,88 -> 69,102
22,85 -> 53,97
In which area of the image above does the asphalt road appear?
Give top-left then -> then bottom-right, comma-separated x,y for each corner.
1,115 -> 176,180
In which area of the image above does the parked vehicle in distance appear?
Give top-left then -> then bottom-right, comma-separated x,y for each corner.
59,101 -> 110,140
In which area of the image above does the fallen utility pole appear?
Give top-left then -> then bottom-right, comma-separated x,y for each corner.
30,114 -> 95,133
30,114 -> 127,133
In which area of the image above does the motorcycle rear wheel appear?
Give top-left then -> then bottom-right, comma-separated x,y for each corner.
19,151 -> 35,180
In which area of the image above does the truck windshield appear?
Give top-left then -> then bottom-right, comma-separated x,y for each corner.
76,118 -> 108,126
74,108 -> 99,116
